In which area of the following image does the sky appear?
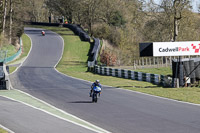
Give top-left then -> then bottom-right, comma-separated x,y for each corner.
149,0 -> 199,12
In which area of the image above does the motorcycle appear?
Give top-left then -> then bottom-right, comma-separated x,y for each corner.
41,31 -> 45,36
92,86 -> 101,103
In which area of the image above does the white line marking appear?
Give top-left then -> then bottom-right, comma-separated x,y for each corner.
13,89 -> 110,133
50,30 -> 64,68
0,94 -> 110,133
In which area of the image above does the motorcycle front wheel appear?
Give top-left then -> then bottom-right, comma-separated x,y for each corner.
92,93 -> 98,103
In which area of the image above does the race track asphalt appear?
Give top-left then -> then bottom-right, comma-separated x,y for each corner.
0,96 -> 94,133
10,27 -> 200,133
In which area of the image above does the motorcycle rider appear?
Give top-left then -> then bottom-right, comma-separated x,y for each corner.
90,80 -> 102,97
41,30 -> 45,36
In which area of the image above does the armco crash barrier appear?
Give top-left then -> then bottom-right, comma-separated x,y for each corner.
63,24 -> 90,42
94,65 -> 161,85
63,24 -> 101,67
91,38 -> 100,61
28,22 -> 60,27
87,38 -> 101,68
0,38 -> 22,90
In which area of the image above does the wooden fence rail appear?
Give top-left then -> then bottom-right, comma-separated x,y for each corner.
133,56 -> 200,69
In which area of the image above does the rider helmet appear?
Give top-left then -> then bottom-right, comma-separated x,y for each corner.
96,80 -> 100,83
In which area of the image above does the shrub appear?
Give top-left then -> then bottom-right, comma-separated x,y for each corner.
100,50 -> 117,66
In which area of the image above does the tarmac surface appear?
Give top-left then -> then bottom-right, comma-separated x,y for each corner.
0,96 -> 95,133
9,27 -> 200,133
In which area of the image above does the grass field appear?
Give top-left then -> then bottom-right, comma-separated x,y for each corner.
113,66 -> 172,76
132,67 -> 171,76
14,25 -> 200,104
0,128 -> 8,133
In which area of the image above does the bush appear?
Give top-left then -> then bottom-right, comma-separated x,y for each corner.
100,50 -> 117,66
92,24 -> 111,39
93,24 -> 124,47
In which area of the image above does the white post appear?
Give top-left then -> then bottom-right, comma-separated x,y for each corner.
112,68 -> 115,77
138,72 -> 142,81
106,68 -> 109,76
146,73 -> 151,82
124,70 -> 128,79
131,71 -> 135,80
102,67 -> 105,75
118,69 -> 121,77
97,66 -> 100,74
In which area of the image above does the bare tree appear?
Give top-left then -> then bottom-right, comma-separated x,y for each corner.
199,3 -> 200,13
160,0 -> 191,41
45,0 -> 76,23
9,0 -> 12,43
143,0 -> 191,42
0,0 -> 3,31
2,0 -> 7,36
172,0 -> 190,41
81,0 -> 102,35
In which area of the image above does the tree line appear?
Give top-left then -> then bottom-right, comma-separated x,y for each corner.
1,0 -> 200,66
0,0 -> 23,48
45,0 -> 200,65
0,0 -> 48,48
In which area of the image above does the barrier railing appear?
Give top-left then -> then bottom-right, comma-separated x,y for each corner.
0,38 -> 22,90
93,65 -> 161,85
0,38 -> 22,63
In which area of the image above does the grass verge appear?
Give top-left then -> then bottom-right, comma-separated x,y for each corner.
19,25 -> 200,104
0,128 -> 8,133
113,66 -> 172,76
9,66 -> 17,73
0,43 -> 16,59
135,67 -> 171,76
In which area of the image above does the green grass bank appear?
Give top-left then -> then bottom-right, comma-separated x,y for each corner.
0,43 -> 16,59
0,128 -> 8,133
8,34 -> 31,73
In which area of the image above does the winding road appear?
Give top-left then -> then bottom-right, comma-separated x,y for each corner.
9,27 -> 200,133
